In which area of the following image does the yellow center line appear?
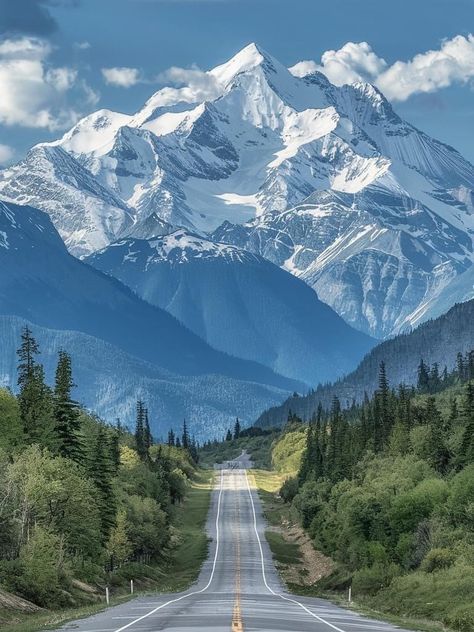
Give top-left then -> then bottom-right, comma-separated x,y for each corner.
231,490 -> 244,632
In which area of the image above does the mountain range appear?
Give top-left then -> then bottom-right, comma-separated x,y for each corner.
87,229 -> 373,386
1,43 -> 473,340
1,43 -> 474,436
256,297 -> 474,429
0,200 -> 307,439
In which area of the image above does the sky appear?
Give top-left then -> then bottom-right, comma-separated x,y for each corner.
0,0 -> 474,164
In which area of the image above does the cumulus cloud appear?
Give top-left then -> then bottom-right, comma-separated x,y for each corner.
377,34 -> 474,101
151,65 -> 223,105
289,35 -> 474,102
0,36 -> 96,130
101,66 -> 142,87
0,144 -> 14,164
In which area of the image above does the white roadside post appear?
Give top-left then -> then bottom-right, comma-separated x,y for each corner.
348,586 -> 352,603
106,586 -> 110,605
130,579 -> 134,595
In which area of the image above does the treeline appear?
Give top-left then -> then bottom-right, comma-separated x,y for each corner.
281,360 -> 474,630
256,299 -> 474,429
0,328 -> 196,609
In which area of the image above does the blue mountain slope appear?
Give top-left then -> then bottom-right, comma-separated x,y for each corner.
87,230 -> 375,387
0,200 -> 305,436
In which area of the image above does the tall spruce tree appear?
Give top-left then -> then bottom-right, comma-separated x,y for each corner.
144,408 -> 153,453
459,383 -> 474,467
88,426 -> 116,539
182,419 -> 190,450
16,327 -> 54,446
53,350 -> 83,462
233,418 -> 241,440
424,397 -> 450,473
135,400 -> 148,461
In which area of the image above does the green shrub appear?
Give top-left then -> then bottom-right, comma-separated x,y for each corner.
421,548 -> 456,572
352,562 -> 400,596
280,477 -> 299,503
444,604 -> 474,632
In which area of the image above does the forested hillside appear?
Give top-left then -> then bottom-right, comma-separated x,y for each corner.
0,327 -> 203,622
257,299 -> 474,428
276,361 -> 474,630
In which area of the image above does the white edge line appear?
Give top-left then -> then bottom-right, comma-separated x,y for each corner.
244,469 -> 348,632
113,469 -> 224,632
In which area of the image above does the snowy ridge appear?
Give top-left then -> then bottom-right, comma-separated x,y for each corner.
1,43 -> 474,336
106,229 -> 262,266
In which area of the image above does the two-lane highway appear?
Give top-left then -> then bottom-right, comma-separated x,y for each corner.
59,455 -> 410,632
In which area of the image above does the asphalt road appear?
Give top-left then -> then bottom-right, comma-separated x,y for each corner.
60,452 -> 409,632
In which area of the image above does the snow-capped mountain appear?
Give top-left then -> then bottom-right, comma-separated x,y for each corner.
87,229 -> 374,386
0,199 -> 304,437
1,43 -> 474,336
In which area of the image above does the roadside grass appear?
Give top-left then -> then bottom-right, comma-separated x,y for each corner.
154,468 -> 214,592
248,469 -> 293,527
0,469 -> 214,632
265,531 -> 302,566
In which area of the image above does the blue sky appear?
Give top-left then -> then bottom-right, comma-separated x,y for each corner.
0,0 -> 473,163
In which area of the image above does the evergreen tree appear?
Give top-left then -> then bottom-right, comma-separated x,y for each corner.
109,431 -> 121,474
233,418 -> 241,440
135,400 -> 147,461
417,359 -> 430,393
458,383 -> 474,467
53,350 -> 82,462
182,419 -> 190,450
424,397 -> 450,473
88,426 -> 116,539
167,429 -> 176,447
456,352 -> 466,382
175,436 -> 181,449
16,327 -> 54,447
144,408 -> 153,452
225,429 -> 233,442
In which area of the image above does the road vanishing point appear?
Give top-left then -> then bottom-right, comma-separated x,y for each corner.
59,453 -> 410,632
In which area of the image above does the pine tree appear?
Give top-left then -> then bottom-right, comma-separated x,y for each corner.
424,397 -> 450,473
233,418 -> 241,440
375,361 -> 393,448
135,400 -> 147,461
225,429 -> 233,442
53,350 -> 83,462
458,383 -> 474,467
182,419 -> 190,450
167,429 -> 176,447
17,327 -> 54,446
456,352 -> 466,382
109,431 -> 121,474
144,408 -> 153,452
175,436 -> 181,449
88,426 -> 116,539
417,359 -> 430,393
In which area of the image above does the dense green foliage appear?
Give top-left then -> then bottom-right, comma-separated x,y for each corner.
286,360 -> 474,630
0,328 -> 197,611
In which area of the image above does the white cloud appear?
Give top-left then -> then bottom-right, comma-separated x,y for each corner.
151,65 -> 223,105
0,36 -> 96,130
0,144 -> 14,165
101,66 -> 141,87
377,34 -> 474,101
289,35 -> 474,102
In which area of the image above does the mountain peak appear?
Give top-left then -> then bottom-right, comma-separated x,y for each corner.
210,42 -> 278,85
